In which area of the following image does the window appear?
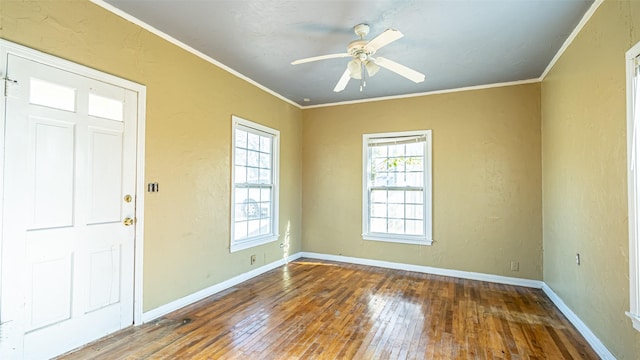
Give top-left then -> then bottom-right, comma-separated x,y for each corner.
626,41 -> 640,332
29,77 -> 76,112
88,93 -> 123,121
230,116 -> 279,252
362,130 -> 433,245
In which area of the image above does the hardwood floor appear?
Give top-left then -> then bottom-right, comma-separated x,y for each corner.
59,259 -> 598,359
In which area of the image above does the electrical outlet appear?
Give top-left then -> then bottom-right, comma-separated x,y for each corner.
510,261 -> 519,272
250,255 -> 256,265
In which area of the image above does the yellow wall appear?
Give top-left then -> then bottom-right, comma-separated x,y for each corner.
0,1 -> 303,311
542,0 -> 640,358
303,84 -> 543,280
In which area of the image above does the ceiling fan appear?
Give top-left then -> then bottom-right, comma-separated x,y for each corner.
291,23 -> 426,92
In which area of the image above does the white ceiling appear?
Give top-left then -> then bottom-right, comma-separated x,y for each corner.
101,0 -> 594,107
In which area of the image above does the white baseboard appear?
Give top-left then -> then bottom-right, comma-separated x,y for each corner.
141,252 -> 302,322
300,252 -> 544,288
542,283 -> 615,360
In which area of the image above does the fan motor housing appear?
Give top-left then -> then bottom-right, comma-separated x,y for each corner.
347,39 -> 374,58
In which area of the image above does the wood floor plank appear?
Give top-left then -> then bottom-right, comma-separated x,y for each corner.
58,259 -> 599,360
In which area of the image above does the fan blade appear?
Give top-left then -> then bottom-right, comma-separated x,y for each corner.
374,57 -> 425,83
334,68 -> 351,92
291,53 -> 351,65
364,29 -> 404,53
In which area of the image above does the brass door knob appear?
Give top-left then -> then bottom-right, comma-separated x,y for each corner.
123,217 -> 135,226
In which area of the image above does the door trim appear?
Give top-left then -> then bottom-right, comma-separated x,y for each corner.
0,39 -> 146,331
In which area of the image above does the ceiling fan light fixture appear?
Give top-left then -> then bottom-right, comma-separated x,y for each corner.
348,59 -> 362,79
365,60 -> 380,77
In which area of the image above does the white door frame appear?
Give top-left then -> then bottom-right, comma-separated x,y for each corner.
0,39 -> 146,334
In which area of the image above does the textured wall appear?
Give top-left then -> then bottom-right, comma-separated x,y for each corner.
303,84 -> 543,280
541,1 -> 640,358
0,1 -> 303,311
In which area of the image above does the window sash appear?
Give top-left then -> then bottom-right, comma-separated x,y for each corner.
233,184 -> 274,236
368,187 -> 425,237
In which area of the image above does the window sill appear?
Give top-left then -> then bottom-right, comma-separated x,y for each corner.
362,234 -> 433,246
627,312 -> 640,332
230,234 -> 279,253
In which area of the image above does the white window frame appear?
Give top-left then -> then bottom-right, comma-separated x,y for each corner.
626,41 -> 640,332
362,130 -> 433,245
230,116 -> 279,253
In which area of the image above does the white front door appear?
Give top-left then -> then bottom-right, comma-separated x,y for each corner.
1,54 -> 137,359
